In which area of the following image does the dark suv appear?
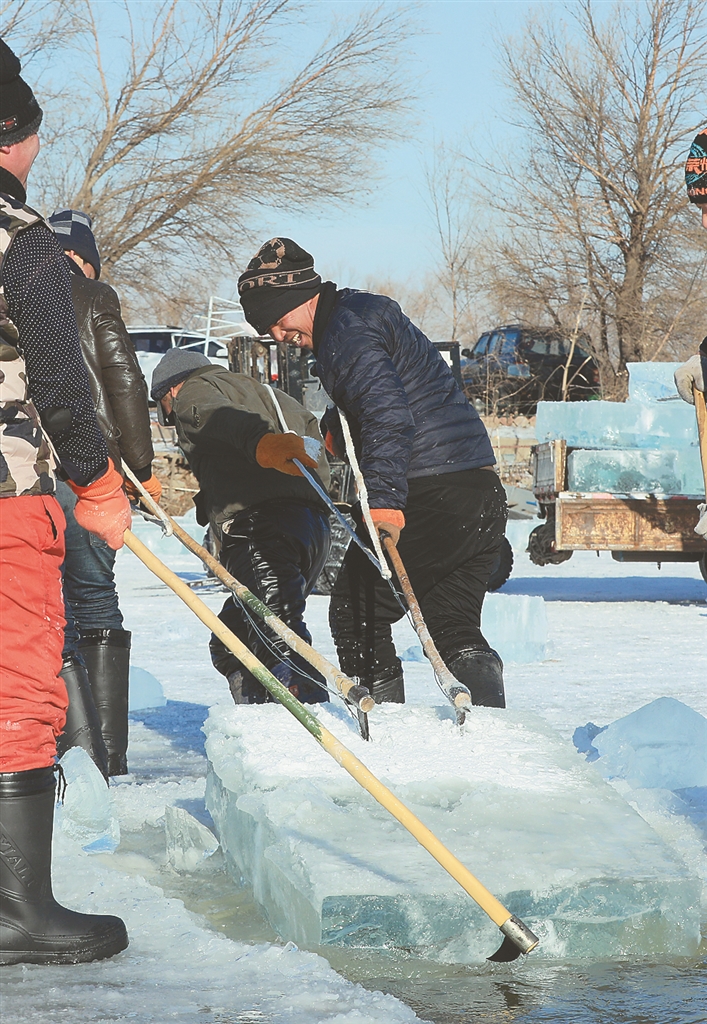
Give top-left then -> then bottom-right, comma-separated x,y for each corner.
461,324 -> 600,414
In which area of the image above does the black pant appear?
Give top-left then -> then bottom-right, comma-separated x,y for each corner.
209,501 -> 331,703
329,468 -> 507,684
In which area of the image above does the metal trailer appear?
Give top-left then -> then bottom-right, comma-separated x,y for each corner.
528,439 -> 707,583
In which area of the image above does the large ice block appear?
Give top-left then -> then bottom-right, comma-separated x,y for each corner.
592,698 -> 707,790
535,400 -> 698,449
400,594 -> 547,664
204,703 -> 701,962
481,593 -> 547,662
567,447 -> 704,496
627,362 -> 682,404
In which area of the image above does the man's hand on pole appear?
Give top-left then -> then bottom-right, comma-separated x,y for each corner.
124,472 -> 162,506
68,459 -> 132,549
370,509 -> 405,547
255,432 -> 318,476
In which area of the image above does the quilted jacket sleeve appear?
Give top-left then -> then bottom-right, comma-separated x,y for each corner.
327,317 -> 415,510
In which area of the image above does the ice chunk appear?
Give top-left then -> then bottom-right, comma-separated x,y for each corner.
567,447 -> 704,496
394,597 -> 545,664
627,362 -> 682,404
535,400 -> 698,449
57,746 -> 120,853
481,593 -> 547,663
129,665 -> 167,711
164,805 -> 219,871
592,698 -> 707,790
204,703 -> 701,962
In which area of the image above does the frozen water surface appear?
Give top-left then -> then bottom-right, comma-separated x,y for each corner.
204,702 -> 701,962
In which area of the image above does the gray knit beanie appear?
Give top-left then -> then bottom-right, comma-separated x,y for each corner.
151,348 -> 211,402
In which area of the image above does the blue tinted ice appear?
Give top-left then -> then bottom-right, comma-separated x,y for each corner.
627,362 -> 682,403
57,746 -> 120,853
205,703 -> 701,962
481,593 -> 547,662
592,697 -> 707,790
535,400 -> 698,449
401,595 -> 546,664
567,448 -> 704,495
129,665 -> 167,711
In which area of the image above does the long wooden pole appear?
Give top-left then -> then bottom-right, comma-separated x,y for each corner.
695,386 -> 707,493
123,527 -> 538,957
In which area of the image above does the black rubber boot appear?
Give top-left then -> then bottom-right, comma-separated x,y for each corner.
79,629 -> 131,777
56,657 -> 110,782
0,767 -> 128,965
368,666 -> 406,704
447,647 -> 506,708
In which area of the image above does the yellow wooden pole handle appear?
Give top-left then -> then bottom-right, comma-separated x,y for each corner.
695,385 -> 707,493
123,528 -> 538,951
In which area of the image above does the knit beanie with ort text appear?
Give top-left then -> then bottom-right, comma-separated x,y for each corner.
686,132 -> 707,205
237,238 -> 322,335
0,38 -> 43,146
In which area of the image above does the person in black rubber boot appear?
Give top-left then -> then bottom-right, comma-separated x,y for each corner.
237,238 -> 508,707
0,768 -> 127,965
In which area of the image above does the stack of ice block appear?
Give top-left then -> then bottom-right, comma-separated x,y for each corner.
535,363 -> 702,496
204,703 -> 701,962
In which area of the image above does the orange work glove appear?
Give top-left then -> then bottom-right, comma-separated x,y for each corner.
68,459 -> 132,550
255,433 -> 318,477
124,472 -> 162,507
369,508 -> 405,547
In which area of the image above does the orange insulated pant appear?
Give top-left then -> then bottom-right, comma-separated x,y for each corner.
0,495 -> 68,772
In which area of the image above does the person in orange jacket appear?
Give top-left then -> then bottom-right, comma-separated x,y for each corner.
0,38 -> 130,965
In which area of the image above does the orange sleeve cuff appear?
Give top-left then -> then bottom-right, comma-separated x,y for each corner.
369,509 -> 405,529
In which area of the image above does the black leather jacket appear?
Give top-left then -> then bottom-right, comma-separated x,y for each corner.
69,264 -> 153,477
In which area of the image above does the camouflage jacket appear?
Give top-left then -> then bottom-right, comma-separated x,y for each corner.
0,198 -> 57,497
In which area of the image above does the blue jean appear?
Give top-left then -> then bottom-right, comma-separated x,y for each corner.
55,481 -> 123,659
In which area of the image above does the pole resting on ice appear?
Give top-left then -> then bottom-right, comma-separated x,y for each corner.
121,465 -> 374,716
123,527 -> 539,962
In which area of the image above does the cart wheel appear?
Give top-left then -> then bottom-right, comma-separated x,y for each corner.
487,536 -> 514,592
699,553 -> 707,585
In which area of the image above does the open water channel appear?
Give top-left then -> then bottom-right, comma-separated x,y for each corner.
122,820 -> 707,1024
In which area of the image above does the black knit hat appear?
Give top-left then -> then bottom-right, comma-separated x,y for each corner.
686,132 -> 707,205
48,209 -> 102,279
0,38 -> 43,146
237,238 -> 322,334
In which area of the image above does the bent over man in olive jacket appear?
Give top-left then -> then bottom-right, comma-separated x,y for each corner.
150,348 -> 331,704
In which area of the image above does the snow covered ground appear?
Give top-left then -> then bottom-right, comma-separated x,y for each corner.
4,512 -> 705,1023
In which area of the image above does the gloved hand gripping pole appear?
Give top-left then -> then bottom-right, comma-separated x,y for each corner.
122,526 -> 539,963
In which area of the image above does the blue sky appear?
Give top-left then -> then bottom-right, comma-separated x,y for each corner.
250,1 -> 531,288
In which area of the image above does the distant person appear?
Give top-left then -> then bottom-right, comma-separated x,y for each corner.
47,209 -> 160,777
150,348 -> 331,704
237,238 -> 507,707
675,130 -> 706,406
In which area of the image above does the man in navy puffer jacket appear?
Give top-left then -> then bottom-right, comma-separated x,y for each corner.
238,238 -> 507,707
